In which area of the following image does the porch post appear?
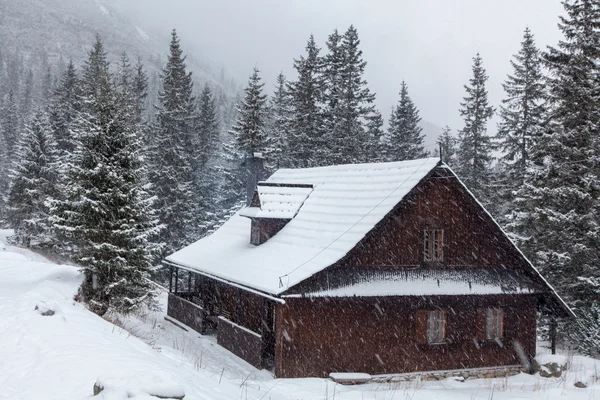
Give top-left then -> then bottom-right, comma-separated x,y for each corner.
550,317 -> 557,355
174,268 -> 179,294
169,265 -> 173,293
188,271 -> 192,293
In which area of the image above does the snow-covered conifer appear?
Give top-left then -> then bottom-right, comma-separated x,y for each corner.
287,35 -> 325,167
49,60 -> 80,159
328,26 -> 376,164
507,1 -> 600,322
266,72 -> 291,169
384,81 -> 426,161
230,67 -> 269,156
496,27 -> 546,186
6,111 -> 59,247
148,30 -> 200,253
437,126 -> 456,166
51,37 -> 162,315
456,53 -> 495,200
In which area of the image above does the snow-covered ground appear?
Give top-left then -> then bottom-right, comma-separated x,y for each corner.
0,229 -> 598,400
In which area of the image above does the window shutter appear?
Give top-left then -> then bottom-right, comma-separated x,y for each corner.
416,310 -> 428,344
476,308 -> 486,341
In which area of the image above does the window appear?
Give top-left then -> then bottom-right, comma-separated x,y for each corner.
427,310 -> 447,344
486,308 -> 504,339
424,229 -> 443,261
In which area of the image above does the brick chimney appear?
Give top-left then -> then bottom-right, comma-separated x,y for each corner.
246,152 -> 265,206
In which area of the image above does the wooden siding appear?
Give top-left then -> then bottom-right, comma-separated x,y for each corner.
218,317 -> 263,369
167,293 -> 205,334
288,168 -> 542,296
344,168 -> 527,269
275,295 -> 536,378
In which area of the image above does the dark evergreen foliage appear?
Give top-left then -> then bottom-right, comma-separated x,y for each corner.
287,35 -> 325,167
384,81 -> 426,161
230,67 -> 270,156
6,111 -> 59,248
148,30 -> 200,254
51,37 -> 161,315
509,0 -> 600,325
497,28 -> 546,186
456,53 -> 495,201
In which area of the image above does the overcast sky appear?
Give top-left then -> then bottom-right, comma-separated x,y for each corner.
109,0 -> 565,142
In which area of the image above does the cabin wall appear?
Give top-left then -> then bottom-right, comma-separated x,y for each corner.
340,169 -> 527,270
275,295 -> 536,378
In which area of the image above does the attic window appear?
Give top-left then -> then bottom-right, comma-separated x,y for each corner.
424,229 -> 443,262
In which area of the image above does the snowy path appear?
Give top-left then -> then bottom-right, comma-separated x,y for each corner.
0,230 -> 598,399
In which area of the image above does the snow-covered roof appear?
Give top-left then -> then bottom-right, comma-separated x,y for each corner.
239,184 -> 313,219
166,157 -> 441,295
283,269 -> 542,298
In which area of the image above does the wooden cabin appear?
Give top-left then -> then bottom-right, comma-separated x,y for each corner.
164,157 -> 573,378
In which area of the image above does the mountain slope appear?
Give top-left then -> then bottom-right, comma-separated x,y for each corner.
0,0 -> 236,90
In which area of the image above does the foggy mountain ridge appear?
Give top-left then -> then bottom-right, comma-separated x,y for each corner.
0,0 -> 239,93
0,0 -> 444,150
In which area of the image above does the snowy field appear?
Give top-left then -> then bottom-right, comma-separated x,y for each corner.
0,229 -> 598,400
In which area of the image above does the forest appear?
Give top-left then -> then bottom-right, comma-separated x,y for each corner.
0,0 -> 599,356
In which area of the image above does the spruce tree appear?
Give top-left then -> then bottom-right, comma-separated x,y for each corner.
437,126 -> 457,166
456,53 -> 495,200
384,81 -> 426,161
149,30 -> 200,253
322,29 -> 343,149
267,72 -> 291,169
287,35 -> 325,167
195,84 -> 221,234
497,27 -> 546,186
230,67 -> 269,156
197,84 -> 220,169
1,90 -> 20,156
0,125 -> 9,226
508,0 -> 600,322
49,60 -> 80,159
51,37 -> 161,315
6,110 -> 59,247
366,109 -> 384,162
328,26 -> 376,164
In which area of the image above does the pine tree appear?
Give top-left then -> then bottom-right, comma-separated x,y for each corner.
384,81 -> 426,161
132,58 -> 149,125
287,35 -> 325,167
0,125 -> 9,226
366,109 -> 384,162
437,126 -> 457,166
322,29 -> 343,148
497,27 -> 546,186
1,90 -> 20,156
456,53 -> 495,199
6,110 -> 59,247
195,84 -> 221,234
507,1 -> 600,322
51,37 -> 161,315
148,30 -> 199,253
328,26 -> 376,164
49,60 -> 80,158
266,72 -> 291,169
230,67 -> 269,156
197,84 -> 220,169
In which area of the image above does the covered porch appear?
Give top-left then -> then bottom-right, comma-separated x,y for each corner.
165,263 -> 280,371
